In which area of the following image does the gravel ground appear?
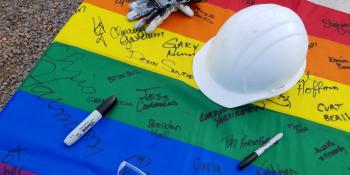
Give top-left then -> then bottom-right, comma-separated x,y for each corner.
0,0 -> 82,111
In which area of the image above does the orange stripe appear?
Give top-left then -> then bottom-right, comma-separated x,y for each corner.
307,36 -> 350,85
84,0 -> 233,41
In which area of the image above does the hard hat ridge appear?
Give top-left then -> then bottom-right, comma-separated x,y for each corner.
193,4 -> 308,108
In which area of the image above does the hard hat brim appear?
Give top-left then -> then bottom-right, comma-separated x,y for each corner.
193,38 -> 307,108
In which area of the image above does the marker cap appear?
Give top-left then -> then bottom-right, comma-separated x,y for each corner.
96,96 -> 117,116
239,152 -> 258,170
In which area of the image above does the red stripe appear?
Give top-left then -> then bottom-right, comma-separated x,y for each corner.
0,163 -> 37,175
297,1 -> 350,46
207,0 -> 350,46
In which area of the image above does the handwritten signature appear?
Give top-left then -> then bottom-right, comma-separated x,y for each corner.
1,144 -> 28,164
328,56 -> 350,70
87,96 -> 133,106
221,135 -> 270,150
256,161 -> 298,175
193,157 -> 221,175
242,0 -> 255,6
266,94 -> 292,108
287,123 -> 309,134
322,18 -> 350,35
75,5 -> 86,14
107,70 -> 140,83
23,44 -> 96,98
200,105 -> 265,128
21,44 -> 103,159
126,50 -> 159,67
0,144 -> 29,175
110,26 -> 164,50
296,72 -> 339,98
162,38 -> 199,58
114,0 -> 133,7
193,7 -> 215,24
308,42 -> 318,50
136,87 -> 178,112
48,102 -> 104,159
315,141 -> 347,161
161,59 -> 194,79
93,16 -> 108,47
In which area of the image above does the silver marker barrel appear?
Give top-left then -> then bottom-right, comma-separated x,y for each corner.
239,133 -> 283,170
64,96 -> 117,146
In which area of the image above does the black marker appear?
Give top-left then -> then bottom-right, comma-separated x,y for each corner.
239,133 -> 283,170
64,96 -> 117,146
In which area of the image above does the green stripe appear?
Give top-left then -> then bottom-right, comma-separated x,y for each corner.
20,42 -> 350,174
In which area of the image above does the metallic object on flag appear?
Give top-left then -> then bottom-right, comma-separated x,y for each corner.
127,0 -> 202,33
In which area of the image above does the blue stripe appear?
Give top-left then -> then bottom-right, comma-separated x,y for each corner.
0,91 -> 266,175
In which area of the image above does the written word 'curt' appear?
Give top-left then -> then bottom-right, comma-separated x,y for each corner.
110,26 -> 164,49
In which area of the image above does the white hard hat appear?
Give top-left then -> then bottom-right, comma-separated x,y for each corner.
193,4 -> 308,108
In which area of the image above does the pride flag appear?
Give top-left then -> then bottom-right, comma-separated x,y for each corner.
0,0 -> 349,174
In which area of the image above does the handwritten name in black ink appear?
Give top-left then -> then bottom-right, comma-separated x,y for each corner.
75,5 -> 86,14
200,105 -> 265,128
162,38 -> 200,58
126,50 -> 159,67
93,16 -> 108,47
110,26 -> 164,50
87,96 -> 133,106
1,144 -> 28,164
317,102 -> 350,122
329,56 -> 350,70
324,113 -> 350,122
107,70 -> 140,83
150,129 -> 170,138
256,161 -> 298,175
297,72 -> 338,97
193,157 -> 221,175
322,18 -> 350,35
136,87 -> 178,112
317,103 -> 343,112
315,140 -> 347,161
114,0 -> 133,7
240,135 -> 270,150
161,59 -> 194,79
308,42 -> 318,50
242,0 -> 255,6
148,119 -> 181,131
287,123 -> 309,134
221,135 -> 238,150
2,164 -> 25,175
222,135 -> 270,150
266,94 -> 292,108
193,7 -> 215,24
148,119 -> 181,137
47,102 -> 104,159
22,44 -> 96,102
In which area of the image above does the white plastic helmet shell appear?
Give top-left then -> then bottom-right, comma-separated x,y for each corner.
193,4 -> 308,108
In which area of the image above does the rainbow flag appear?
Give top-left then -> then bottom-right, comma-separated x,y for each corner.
1,0 -> 349,174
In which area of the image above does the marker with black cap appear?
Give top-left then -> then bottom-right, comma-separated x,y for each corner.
64,96 -> 117,146
238,133 -> 283,170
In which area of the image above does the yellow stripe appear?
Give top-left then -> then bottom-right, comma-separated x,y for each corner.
256,73 -> 350,132
55,3 -> 202,88
54,3 -> 350,132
